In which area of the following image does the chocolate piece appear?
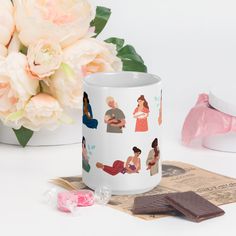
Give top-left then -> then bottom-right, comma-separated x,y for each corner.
165,191 -> 225,222
132,194 -> 176,214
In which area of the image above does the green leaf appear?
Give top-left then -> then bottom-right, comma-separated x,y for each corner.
117,44 -> 147,72
19,45 -> 28,55
90,6 -> 111,37
118,45 -> 144,63
118,45 -> 138,56
118,53 -> 144,63
104,37 -> 125,51
13,127 -> 34,147
122,59 -> 147,72
105,38 -> 148,72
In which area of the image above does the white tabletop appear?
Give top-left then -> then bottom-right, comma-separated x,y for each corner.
0,132 -> 236,236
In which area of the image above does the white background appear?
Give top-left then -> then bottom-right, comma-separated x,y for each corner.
0,0 -> 236,235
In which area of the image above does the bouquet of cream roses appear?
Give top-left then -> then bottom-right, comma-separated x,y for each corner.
0,0 -> 147,147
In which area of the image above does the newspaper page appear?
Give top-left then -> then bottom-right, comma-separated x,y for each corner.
51,161 -> 236,220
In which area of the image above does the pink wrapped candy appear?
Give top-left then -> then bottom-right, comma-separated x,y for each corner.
72,190 -> 95,207
57,190 -> 94,213
57,191 -> 78,213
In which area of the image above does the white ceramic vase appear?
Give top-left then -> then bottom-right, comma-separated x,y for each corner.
0,110 -> 82,146
203,132 -> 236,153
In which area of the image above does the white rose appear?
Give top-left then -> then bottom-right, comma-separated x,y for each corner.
49,38 -> 122,109
23,93 -> 63,131
0,52 -> 39,128
0,0 -> 15,56
14,0 -> 93,48
27,40 -> 62,79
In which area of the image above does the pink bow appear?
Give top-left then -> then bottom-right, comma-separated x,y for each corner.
182,94 -> 236,145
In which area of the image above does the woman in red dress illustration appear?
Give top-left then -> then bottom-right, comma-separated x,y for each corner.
133,95 -> 150,132
96,147 -> 141,176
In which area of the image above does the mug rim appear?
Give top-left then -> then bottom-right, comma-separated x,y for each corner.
83,72 -> 161,89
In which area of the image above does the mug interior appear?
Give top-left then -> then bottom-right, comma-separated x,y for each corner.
84,72 -> 161,88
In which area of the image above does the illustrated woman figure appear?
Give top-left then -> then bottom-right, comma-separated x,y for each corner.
146,138 -> 160,176
83,92 -> 98,129
104,97 -> 126,133
82,137 -> 91,173
133,95 -> 149,132
96,147 -> 142,176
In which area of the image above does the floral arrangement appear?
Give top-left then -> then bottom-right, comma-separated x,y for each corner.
0,0 -> 147,147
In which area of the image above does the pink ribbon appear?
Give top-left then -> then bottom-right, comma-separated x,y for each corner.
182,94 -> 236,145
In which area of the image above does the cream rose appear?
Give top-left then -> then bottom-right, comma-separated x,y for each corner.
49,64 -> 83,109
0,0 -> 15,56
23,93 -> 63,131
8,32 -> 21,55
63,38 -> 122,75
0,53 -> 39,128
14,0 -> 93,48
49,38 -> 122,109
0,45 -> 7,57
27,40 -> 62,79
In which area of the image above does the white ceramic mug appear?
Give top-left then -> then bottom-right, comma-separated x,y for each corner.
82,72 -> 162,195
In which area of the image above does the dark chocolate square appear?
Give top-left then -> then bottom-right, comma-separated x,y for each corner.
165,191 -> 225,222
132,194 -> 176,215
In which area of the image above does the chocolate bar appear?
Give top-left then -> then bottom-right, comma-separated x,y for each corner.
165,191 -> 225,222
132,194 -> 176,214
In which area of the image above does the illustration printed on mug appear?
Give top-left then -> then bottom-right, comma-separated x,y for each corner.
104,96 -> 126,133
146,138 -> 160,176
83,92 -> 98,129
82,136 -> 96,173
154,90 -> 162,126
96,147 -> 142,176
158,90 -> 162,126
133,95 -> 150,132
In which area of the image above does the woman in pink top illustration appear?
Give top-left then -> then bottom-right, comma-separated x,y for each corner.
133,95 -> 150,132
